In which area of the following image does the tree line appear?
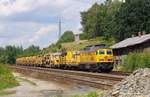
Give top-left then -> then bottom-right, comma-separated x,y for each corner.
43,0 -> 150,52
43,0 -> 150,53
0,45 -> 40,64
81,0 -> 150,41
1,0 -> 150,64
0,31 -> 74,64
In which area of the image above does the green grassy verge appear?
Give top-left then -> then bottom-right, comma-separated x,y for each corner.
0,64 -> 19,90
62,37 -> 115,51
72,92 -> 98,97
123,52 -> 150,72
72,91 -> 104,97
52,91 -> 104,97
42,37 -> 116,53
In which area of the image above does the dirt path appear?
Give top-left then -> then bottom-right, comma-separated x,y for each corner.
0,73 -> 95,97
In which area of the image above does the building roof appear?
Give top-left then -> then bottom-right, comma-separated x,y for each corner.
111,34 -> 150,49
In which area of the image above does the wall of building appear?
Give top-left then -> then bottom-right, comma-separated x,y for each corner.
74,34 -> 80,42
113,40 -> 150,65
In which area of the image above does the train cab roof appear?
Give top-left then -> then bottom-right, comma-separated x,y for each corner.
80,44 -> 108,52
86,44 -> 108,49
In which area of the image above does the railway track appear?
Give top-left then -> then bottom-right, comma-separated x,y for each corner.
10,65 -> 130,89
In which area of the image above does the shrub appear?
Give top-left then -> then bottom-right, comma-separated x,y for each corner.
72,92 -> 98,97
123,52 -> 150,72
57,31 -> 75,44
87,92 -> 98,97
0,64 -> 19,90
80,33 -> 89,40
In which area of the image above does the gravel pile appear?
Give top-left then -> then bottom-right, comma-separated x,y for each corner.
102,68 -> 150,97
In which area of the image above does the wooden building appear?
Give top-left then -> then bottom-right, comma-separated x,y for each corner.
111,33 -> 150,65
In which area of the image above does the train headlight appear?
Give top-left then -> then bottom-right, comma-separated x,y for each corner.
108,59 -> 112,61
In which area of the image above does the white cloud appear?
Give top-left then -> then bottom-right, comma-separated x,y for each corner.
29,24 -> 58,43
0,0 -> 105,48
0,0 -> 69,16
0,0 -> 32,16
36,25 -> 57,35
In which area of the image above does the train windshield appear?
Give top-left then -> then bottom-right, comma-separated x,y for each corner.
96,50 -> 105,55
107,50 -> 112,55
99,50 -> 105,54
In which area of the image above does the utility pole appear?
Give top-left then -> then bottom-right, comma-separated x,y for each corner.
58,17 -> 61,39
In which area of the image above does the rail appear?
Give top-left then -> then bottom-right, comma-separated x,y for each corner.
10,65 -> 130,89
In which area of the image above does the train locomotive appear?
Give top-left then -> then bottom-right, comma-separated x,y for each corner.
16,44 -> 114,72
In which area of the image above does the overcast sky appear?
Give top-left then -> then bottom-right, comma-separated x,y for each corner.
0,0 -> 105,48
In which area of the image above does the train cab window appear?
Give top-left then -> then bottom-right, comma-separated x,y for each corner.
107,50 -> 112,55
99,50 -> 105,55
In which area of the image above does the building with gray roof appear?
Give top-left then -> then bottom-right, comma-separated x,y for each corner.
111,33 -> 150,65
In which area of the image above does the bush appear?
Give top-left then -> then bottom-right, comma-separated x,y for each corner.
0,64 -> 19,90
86,92 -> 98,97
80,33 -> 89,40
123,52 -> 150,72
57,31 -> 75,44
72,92 -> 99,97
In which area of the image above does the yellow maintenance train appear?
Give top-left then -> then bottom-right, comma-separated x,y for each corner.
16,44 -> 114,72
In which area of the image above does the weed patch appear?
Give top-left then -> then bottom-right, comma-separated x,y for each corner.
0,65 -> 19,90
123,52 -> 150,72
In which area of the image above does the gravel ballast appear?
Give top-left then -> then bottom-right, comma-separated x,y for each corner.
102,68 -> 150,97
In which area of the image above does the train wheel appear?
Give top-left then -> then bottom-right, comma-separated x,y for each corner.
97,63 -> 113,73
79,64 -> 85,71
89,64 -> 98,72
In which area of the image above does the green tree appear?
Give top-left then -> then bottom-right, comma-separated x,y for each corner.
80,1 -> 122,40
0,45 -> 40,64
79,32 -> 89,40
15,46 -> 23,56
5,46 -> 17,64
81,3 -> 102,38
23,45 -> 40,56
57,31 -> 75,43
102,0 -> 122,40
0,47 -> 6,63
115,0 -> 150,40
41,31 -> 75,54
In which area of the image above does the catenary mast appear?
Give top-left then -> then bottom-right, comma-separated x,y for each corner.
58,17 -> 61,39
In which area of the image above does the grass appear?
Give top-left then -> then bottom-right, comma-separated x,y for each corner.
0,64 -> 19,90
62,37 -> 115,51
123,52 -> 150,72
51,91 -> 104,97
41,37 -> 116,53
72,91 -> 104,97
113,65 -> 124,71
